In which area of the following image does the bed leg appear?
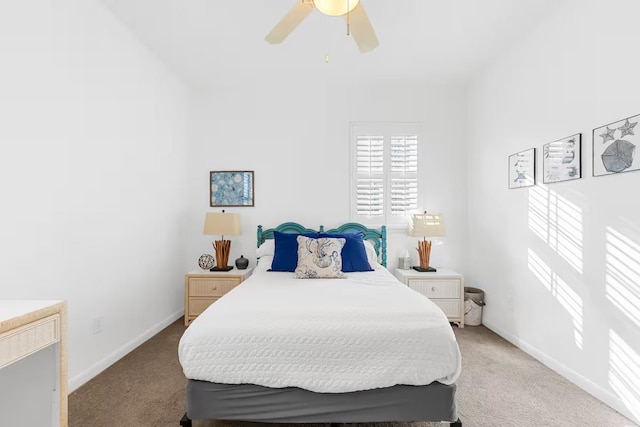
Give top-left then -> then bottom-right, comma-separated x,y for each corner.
330,424 -> 340,427
180,413 -> 192,427
450,418 -> 462,427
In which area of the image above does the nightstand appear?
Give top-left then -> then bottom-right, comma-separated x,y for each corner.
394,268 -> 465,328
184,268 -> 253,326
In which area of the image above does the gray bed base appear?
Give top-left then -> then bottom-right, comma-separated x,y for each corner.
180,380 -> 461,426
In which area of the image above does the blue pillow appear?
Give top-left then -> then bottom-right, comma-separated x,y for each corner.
318,232 -> 373,272
270,231 -> 318,272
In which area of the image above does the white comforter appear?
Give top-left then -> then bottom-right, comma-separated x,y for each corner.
178,267 -> 461,393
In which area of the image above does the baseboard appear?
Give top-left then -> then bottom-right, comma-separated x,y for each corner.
68,309 -> 184,393
483,320 -> 639,425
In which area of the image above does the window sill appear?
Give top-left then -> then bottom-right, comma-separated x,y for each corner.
352,223 -> 409,233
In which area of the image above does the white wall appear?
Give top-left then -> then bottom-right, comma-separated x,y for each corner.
467,0 -> 640,422
0,0 -> 190,391
187,70 -> 468,274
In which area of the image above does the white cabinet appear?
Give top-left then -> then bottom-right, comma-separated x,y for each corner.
0,300 -> 67,426
394,269 -> 465,328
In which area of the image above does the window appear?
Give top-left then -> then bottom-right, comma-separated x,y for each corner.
350,124 -> 421,225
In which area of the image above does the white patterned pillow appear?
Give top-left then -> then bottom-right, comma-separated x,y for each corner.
256,239 -> 275,257
295,236 -> 346,279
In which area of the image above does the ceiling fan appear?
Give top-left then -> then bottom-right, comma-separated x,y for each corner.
265,0 -> 379,53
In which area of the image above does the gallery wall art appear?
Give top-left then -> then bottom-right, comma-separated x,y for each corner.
593,114 -> 639,177
508,148 -> 536,189
543,133 -> 582,184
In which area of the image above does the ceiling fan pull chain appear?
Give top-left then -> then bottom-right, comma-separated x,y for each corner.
346,0 -> 351,35
266,0 -> 378,53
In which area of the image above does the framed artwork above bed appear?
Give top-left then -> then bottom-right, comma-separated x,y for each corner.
210,171 -> 254,207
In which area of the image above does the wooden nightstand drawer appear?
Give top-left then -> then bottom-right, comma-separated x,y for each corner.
188,278 -> 241,297
188,298 -> 218,317
395,268 -> 465,328
408,279 -> 461,299
431,299 -> 462,318
184,269 -> 253,326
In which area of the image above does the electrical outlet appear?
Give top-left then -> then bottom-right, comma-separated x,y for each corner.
93,317 -> 103,335
506,296 -> 515,313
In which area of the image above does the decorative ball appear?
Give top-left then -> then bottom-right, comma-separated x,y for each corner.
198,254 -> 215,270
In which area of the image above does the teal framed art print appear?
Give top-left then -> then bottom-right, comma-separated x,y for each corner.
209,171 -> 254,207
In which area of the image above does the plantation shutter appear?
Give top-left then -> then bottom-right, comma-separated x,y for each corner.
390,135 -> 418,215
351,124 -> 421,225
355,135 -> 385,217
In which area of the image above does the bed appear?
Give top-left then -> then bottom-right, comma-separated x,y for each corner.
178,222 -> 462,427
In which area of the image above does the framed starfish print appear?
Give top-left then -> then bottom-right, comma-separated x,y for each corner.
593,113 -> 640,177
508,148 -> 536,189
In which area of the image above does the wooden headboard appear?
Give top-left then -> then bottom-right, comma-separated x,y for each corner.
257,222 -> 387,267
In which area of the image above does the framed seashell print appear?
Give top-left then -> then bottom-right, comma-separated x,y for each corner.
210,171 -> 254,207
593,114 -> 640,177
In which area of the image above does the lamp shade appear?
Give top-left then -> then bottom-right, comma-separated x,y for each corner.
410,212 -> 446,238
203,212 -> 241,236
314,0 -> 360,16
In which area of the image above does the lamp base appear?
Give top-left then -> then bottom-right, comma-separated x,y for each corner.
209,266 -> 233,272
413,266 -> 437,272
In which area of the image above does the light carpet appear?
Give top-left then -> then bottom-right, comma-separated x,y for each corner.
68,319 -> 637,427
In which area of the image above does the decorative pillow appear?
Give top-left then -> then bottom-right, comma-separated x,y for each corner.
364,240 -> 379,266
256,239 -> 275,257
295,236 -> 346,279
318,232 -> 373,272
270,231 -> 319,272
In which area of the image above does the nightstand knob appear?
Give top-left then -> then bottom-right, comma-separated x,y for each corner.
431,286 -> 436,292
211,286 -> 217,291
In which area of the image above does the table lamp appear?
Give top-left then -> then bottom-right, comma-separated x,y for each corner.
203,210 -> 241,271
410,211 -> 445,272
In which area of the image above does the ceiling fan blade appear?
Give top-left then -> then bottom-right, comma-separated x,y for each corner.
265,1 -> 315,44
345,2 -> 379,53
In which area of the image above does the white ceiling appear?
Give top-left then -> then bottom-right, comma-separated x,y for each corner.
98,0 -> 566,88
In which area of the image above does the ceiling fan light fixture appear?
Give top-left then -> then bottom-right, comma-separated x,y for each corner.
313,0 -> 360,17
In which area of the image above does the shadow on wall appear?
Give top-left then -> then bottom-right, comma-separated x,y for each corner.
609,330 -> 640,422
605,226 -> 640,328
605,224 -> 640,421
528,185 -> 583,274
526,183 -> 640,422
527,185 -> 584,349
527,248 -> 584,349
